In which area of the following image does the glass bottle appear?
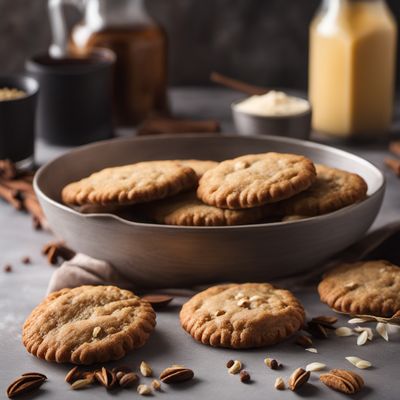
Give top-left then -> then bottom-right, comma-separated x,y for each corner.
49,0 -> 169,126
309,0 -> 397,139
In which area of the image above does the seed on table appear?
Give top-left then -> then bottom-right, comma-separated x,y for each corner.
3,264 -> 12,273
228,360 -> 242,374
21,256 -> 31,264
264,357 -> 281,370
240,370 -> 250,383
137,384 -> 152,395
226,359 -> 234,368
71,378 -> 92,390
151,379 -> 161,391
274,377 -> 285,390
140,361 -> 153,377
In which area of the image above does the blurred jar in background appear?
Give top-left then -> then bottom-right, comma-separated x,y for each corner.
309,0 -> 397,139
50,0 -> 169,126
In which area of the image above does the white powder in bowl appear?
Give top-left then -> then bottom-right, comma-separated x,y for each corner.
234,91 -> 310,117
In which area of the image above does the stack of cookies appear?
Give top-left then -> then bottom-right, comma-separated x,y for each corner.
61,152 -> 368,226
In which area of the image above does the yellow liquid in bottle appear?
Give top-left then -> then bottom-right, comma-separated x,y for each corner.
309,0 -> 397,138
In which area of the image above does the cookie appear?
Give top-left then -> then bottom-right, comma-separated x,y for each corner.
318,260 -> 400,317
197,153 -> 316,209
180,283 -> 305,348
147,192 -> 266,226
62,160 -> 197,206
175,160 -> 219,179
277,164 -> 368,216
22,285 -> 156,364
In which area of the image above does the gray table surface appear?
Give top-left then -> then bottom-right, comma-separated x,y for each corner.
1,88 -> 400,400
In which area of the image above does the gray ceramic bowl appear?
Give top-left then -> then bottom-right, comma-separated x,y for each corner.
232,94 -> 312,139
34,134 -> 384,288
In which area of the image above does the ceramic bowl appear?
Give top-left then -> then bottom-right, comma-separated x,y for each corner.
34,134 -> 384,288
232,93 -> 311,139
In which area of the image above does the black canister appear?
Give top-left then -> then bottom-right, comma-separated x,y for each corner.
26,49 -> 115,146
0,75 -> 38,167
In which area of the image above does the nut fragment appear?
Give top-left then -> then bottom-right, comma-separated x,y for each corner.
348,317 -> 368,324
335,327 -> 354,337
376,322 -> 389,341
288,368 -> 310,391
65,366 -> 81,384
345,356 -> 372,369
95,367 -> 117,389
320,369 -> 364,394
160,366 -> 194,383
228,360 -> 242,374
306,362 -> 326,372
137,384 -> 152,395
118,372 -> 139,388
92,326 -> 101,338
305,347 -> 318,353
140,361 -> 153,377
264,358 -> 281,370
356,330 -> 368,346
295,335 -> 313,347
6,373 -> 47,398
239,370 -> 250,383
237,298 -> 250,307
274,377 -> 285,390
151,379 -> 162,391
226,360 -> 234,368
71,378 -> 92,390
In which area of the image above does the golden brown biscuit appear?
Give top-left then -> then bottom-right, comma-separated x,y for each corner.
22,286 -> 156,365
318,260 -> 400,317
180,283 -> 305,348
62,161 -> 197,206
147,192 -> 266,226
278,164 -> 368,216
175,160 -> 219,179
197,153 -> 316,209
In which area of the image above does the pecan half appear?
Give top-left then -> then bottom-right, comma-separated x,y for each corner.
320,369 -> 364,394
118,372 -> 139,388
160,366 -> 194,384
6,372 -> 47,398
288,368 -> 310,391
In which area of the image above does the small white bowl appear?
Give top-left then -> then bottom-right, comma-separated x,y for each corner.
232,93 -> 312,139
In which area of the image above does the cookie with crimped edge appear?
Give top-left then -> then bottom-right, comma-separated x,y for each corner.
62,160 -> 197,206
22,285 -> 156,365
175,160 -> 219,179
277,164 -> 368,217
197,152 -> 316,209
147,192 -> 266,226
180,283 -> 305,348
318,260 -> 400,317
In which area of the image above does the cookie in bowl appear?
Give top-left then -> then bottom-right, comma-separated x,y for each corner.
180,283 -> 305,348
22,285 -> 156,364
146,192 -> 267,226
277,164 -> 368,217
197,152 -> 316,209
62,160 -> 198,206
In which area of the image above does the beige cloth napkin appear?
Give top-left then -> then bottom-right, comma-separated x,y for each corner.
47,221 -> 400,294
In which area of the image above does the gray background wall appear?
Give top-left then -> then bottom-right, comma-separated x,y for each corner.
1,0 -> 399,90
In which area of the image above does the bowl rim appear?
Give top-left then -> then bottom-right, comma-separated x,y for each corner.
34,133 -> 385,231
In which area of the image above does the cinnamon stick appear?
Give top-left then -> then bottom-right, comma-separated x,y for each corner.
42,241 -> 76,265
384,158 -> 400,177
210,72 -> 268,96
0,182 -> 22,210
389,141 -> 400,157
23,193 -> 48,231
0,178 -> 35,194
0,159 -> 17,180
137,117 -> 221,136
